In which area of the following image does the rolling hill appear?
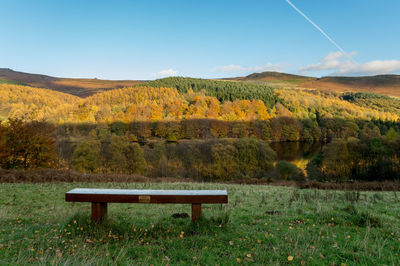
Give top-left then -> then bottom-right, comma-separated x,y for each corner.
0,68 -> 143,97
225,71 -> 313,84
302,75 -> 400,97
225,71 -> 400,97
2,68 -> 400,98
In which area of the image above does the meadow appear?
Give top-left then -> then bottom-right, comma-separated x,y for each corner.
1,182 -> 400,265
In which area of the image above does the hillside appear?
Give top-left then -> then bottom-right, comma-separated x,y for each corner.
2,68 -> 400,98
0,84 -> 80,122
302,75 -> 400,97
0,68 -> 143,97
225,71 -> 400,97
226,71 -> 314,86
1,77 -> 400,124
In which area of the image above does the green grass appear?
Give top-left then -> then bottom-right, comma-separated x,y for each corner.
0,78 -> 24,85
1,182 -> 400,265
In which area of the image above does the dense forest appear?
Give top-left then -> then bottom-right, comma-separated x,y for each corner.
2,80 -> 400,124
1,77 -> 400,182
143,77 -> 277,108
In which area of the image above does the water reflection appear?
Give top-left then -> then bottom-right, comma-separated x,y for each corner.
269,142 -> 324,171
269,141 -> 323,161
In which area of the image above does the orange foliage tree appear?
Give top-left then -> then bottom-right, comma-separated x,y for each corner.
0,118 -> 57,169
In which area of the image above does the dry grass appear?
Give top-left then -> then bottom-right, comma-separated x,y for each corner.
300,78 -> 400,97
0,169 -> 191,183
0,68 -> 144,97
1,169 -> 400,191
298,180 -> 400,191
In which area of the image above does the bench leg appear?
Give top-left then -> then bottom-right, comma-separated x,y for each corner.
92,202 -> 107,222
191,203 -> 201,221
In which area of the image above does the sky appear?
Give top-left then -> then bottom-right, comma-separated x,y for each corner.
1,0 -> 400,80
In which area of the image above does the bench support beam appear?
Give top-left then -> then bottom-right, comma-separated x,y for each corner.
92,202 -> 107,221
191,203 -> 201,221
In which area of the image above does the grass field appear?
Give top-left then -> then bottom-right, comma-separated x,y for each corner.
1,182 -> 400,265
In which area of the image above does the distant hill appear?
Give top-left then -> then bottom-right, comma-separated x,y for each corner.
225,71 -> 400,97
0,68 -> 143,97
224,71 -> 315,86
229,71 -> 312,82
2,68 -> 400,98
302,75 -> 400,97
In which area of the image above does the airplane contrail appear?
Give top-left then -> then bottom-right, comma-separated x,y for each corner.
285,0 -> 355,63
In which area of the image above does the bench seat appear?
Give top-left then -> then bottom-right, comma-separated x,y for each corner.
66,188 -> 228,221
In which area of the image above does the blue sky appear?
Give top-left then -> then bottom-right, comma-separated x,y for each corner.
1,0 -> 400,80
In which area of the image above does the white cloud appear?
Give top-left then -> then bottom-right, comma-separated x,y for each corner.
339,60 -> 400,76
299,51 -> 400,76
217,65 -> 243,72
152,68 -> 177,78
214,63 -> 282,74
322,51 -> 357,62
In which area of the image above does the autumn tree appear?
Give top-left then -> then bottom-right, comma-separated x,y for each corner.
0,118 -> 56,169
72,139 -> 102,172
208,141 -> 239,181
385,127 -> 399,142
234,137 -> 275,178
108,135 -> 147,174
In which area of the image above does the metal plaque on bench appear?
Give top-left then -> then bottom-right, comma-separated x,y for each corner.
139,195 -> 151,203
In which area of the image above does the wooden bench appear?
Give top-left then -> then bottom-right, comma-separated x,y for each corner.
65,188 -> 228,222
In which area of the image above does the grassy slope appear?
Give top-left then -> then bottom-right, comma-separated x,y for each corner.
0,68 -> 143,97
51,78 -> 144,97
226,72 -> 400,97
1,182 -> 399,265
224,71 -> 315,88
301,75 -> 400,98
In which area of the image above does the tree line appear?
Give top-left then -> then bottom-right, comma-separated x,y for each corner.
56,116 -> 399,143
1,118 -> 400,182
1,119 -> 282,181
